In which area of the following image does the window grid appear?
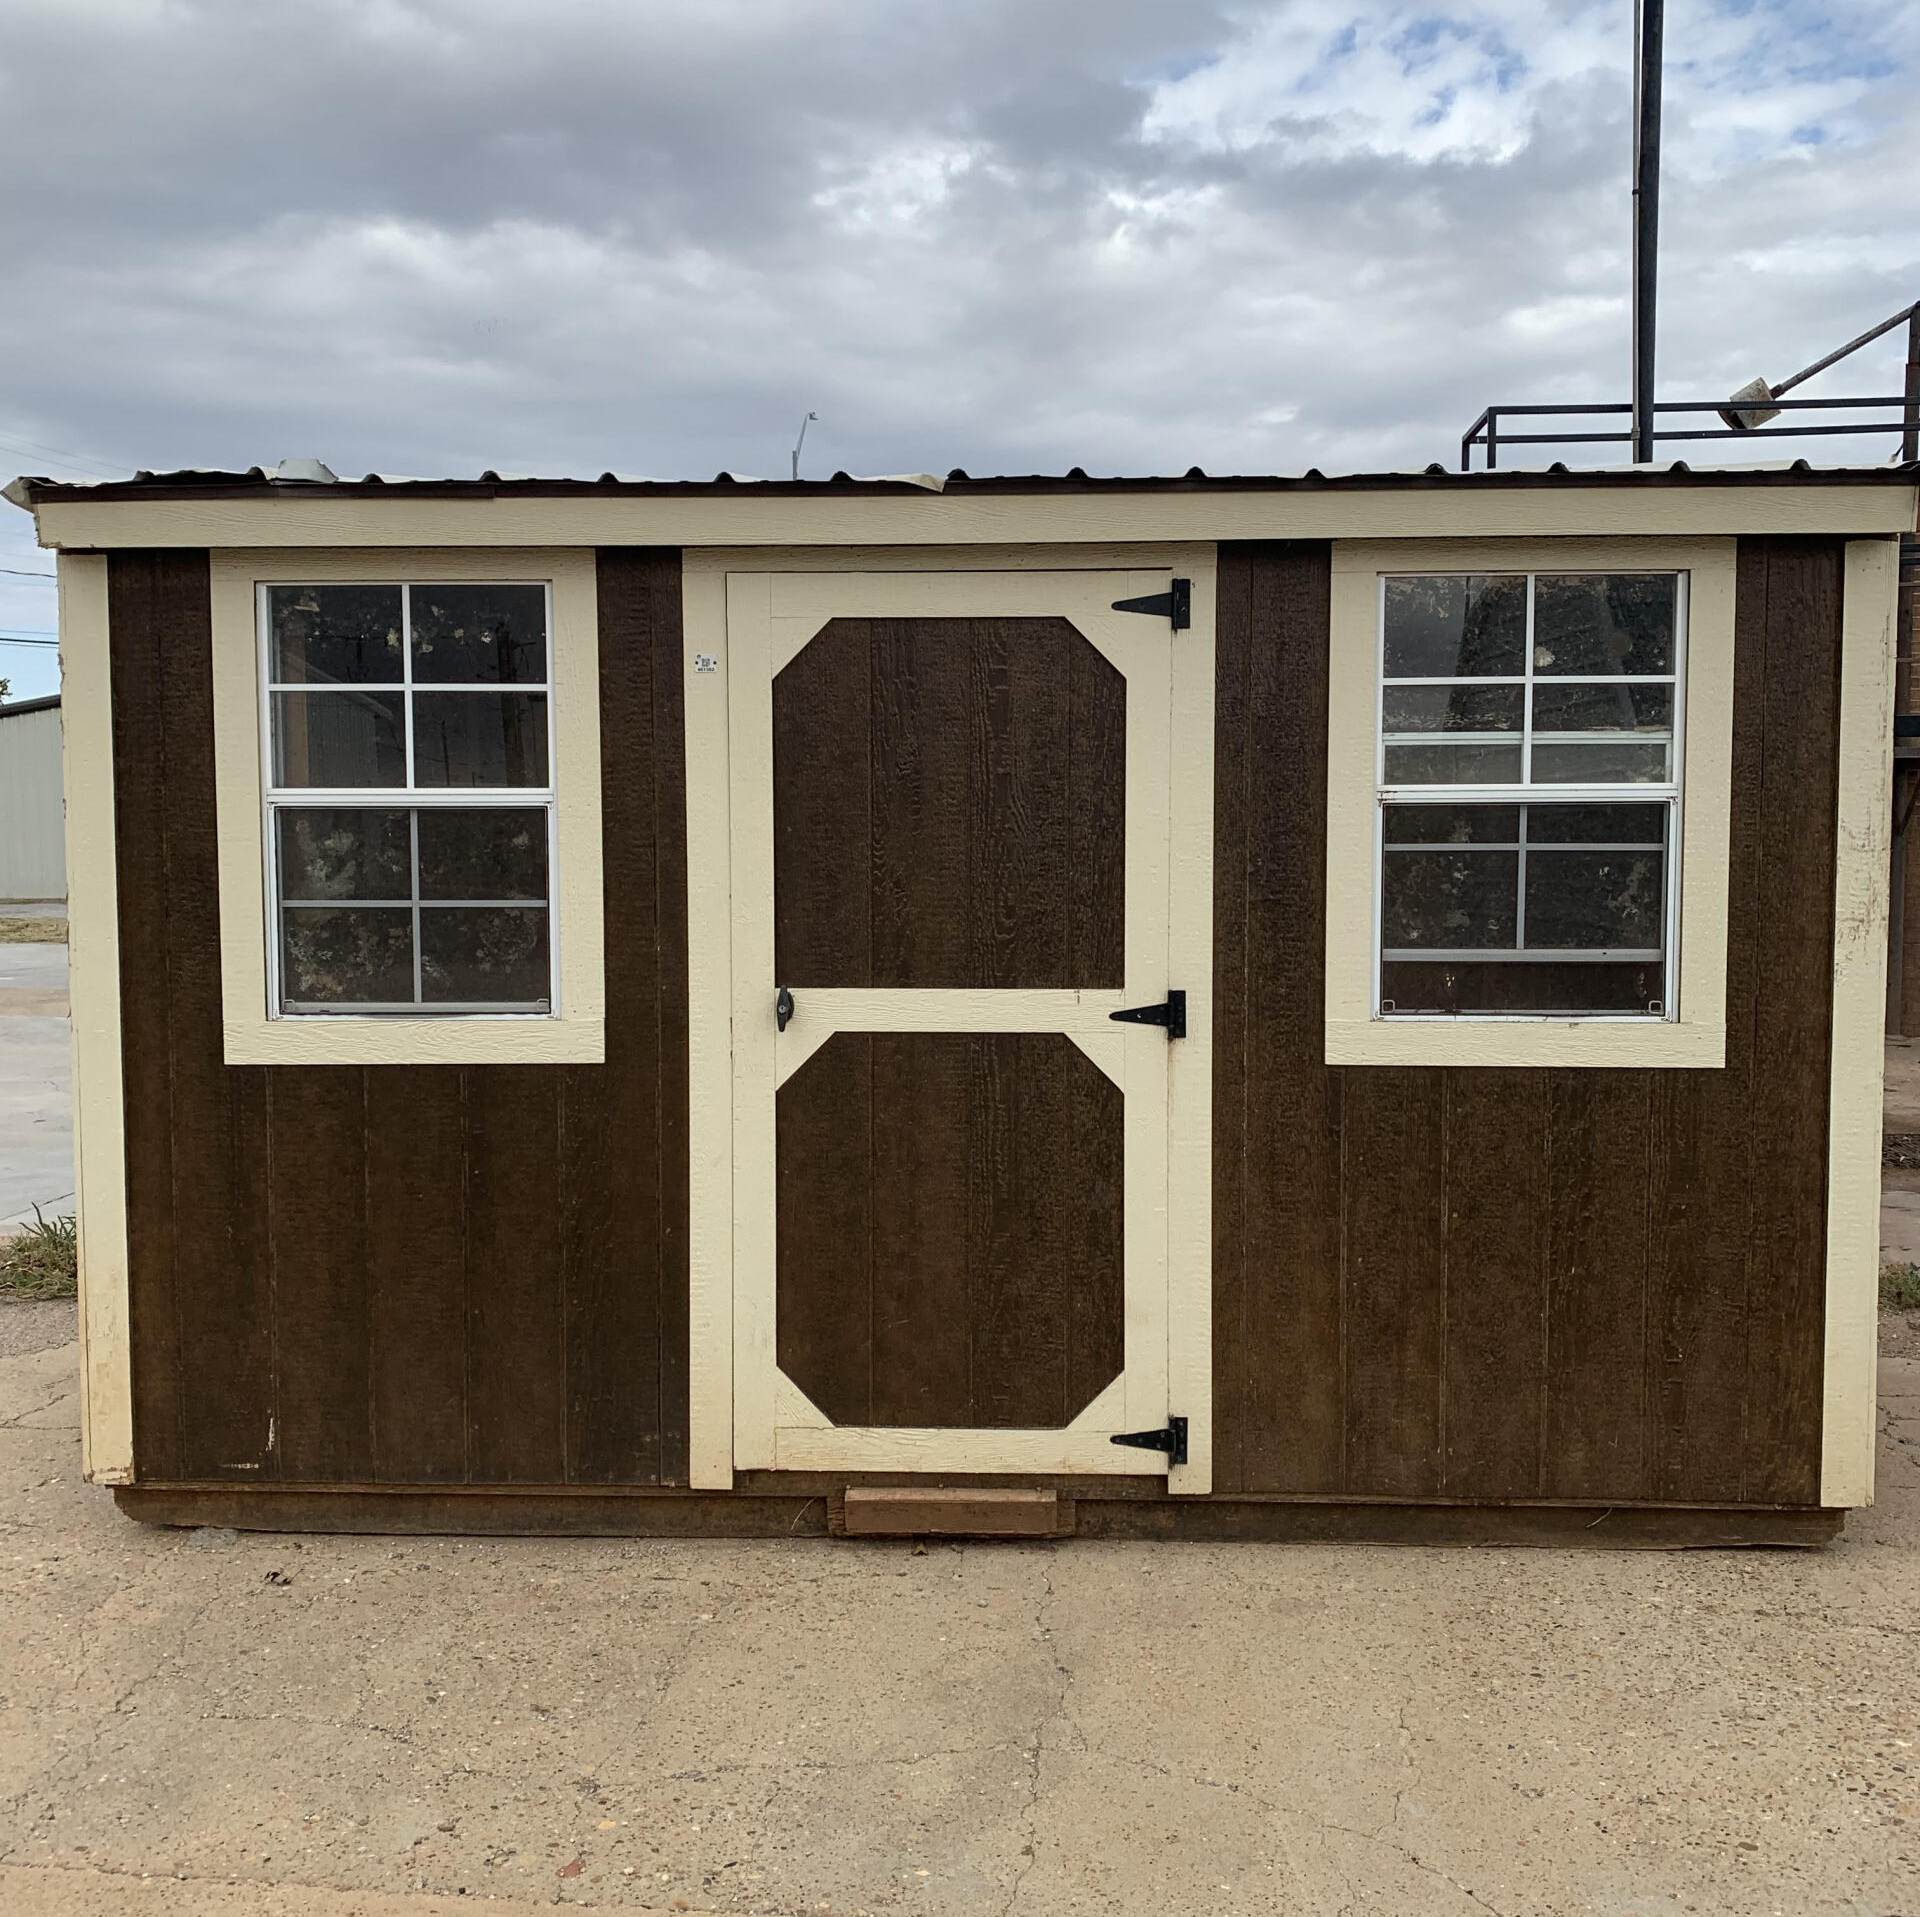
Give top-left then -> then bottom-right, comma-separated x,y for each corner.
1372,571 -> 1686,1023
1377,570 -> 1681,793
258,581 -> 559,1020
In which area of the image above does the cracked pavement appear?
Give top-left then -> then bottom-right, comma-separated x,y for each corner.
2,1312 -> 1918,1916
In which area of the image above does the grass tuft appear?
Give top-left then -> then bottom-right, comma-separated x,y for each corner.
0,917 -> 67,944
0,1209 -> 77,1300
1882,1262 -> 1920,1311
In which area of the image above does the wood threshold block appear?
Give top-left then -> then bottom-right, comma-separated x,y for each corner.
834,1486 -> 1070,1538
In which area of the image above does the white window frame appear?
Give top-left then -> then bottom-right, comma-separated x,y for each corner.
209,548 -> 605,1066
259,579 -> 561,1019
1370,568 -> 1687,1025
1325,537 -> 1737,1070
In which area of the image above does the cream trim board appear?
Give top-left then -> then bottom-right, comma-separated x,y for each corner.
58,554 -> 133,1485
776,989 -> 1133,1087
1820,539 -> 1899,1508
1165,557 -> 1215,1494
682,557 -> 736,1490
771,1418 -> 1154,1475
208,549 -> 605,1065
1325,537 -> 1736,1069
685,549 -> 1215,1491
724,568 -> 778,1473
31,481 -> 1918,555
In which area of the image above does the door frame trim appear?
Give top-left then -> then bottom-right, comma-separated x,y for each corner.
681,544 -> 1216,1493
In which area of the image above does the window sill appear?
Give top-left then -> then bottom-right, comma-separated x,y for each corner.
1325,1016 -> 1724,1070
222,1013 -> 605,1067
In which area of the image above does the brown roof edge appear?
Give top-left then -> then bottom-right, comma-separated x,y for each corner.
10,459 -> 1920,508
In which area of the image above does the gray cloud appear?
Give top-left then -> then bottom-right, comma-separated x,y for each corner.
1,0 -> 1915,495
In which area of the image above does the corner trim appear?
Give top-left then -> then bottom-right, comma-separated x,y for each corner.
59,554 -> 133,1484
1820,537 -> 1899,1507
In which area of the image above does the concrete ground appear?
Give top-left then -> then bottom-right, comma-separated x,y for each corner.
0,940 -> 72,1234
0,1304 -> 1916,1916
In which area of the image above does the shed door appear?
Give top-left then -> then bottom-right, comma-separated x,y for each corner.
724,568 -> 1209,1485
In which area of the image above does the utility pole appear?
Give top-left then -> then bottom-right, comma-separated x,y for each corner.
1631,0 -> 1664,463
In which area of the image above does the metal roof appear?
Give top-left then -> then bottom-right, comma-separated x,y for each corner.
8,455 -> 1918,510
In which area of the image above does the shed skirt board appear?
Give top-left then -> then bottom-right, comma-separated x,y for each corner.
111,1486 -> 1844,1548
702,564 -> 1215,1487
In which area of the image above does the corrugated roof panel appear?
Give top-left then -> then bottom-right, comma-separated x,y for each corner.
7,456 -> 1917,510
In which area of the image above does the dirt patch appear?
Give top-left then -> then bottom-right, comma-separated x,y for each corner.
0,1297 -> 77,1358
1879,1306 -> 1920,1361
1885,1132 -> 1920,1169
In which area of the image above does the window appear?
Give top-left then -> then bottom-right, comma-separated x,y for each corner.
1375,571 -> 1684,1019
261,581 -> 556,1016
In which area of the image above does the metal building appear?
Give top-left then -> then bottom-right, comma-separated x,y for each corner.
0,694 -> 65,904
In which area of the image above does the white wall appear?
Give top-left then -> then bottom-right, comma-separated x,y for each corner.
0,700 -> 67,901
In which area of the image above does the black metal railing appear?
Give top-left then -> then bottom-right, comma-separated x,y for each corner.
1461,394 -> 1920,471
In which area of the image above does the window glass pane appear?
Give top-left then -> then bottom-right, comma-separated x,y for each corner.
1524,803 -> 1665,844
412,691 -> 549,787
1530,682 -> 1672,734
1381,846 -> 1518,950
1382,575 -> 1526,678
1530,739 -> 1669,784
1382,803 -> 1520,844
1532,575 -> 1676,676
1381,684 -> 1523,733
269,586 -> 403,685
409,585 -> 548,685
1383,740 -> 1523,785
1381,959 -> 1663,1016
278,808 -> 411,900
420,907 -> 550,1003
1525,849 -> 1665,951
281,906 -> 414,1007
417,807 -> 548,900
271,690 -> 406,787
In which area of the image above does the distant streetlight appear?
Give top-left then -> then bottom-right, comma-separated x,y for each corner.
791,411 -> 818,482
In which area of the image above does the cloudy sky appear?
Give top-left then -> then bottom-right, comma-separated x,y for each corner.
2,0 -> 1915,697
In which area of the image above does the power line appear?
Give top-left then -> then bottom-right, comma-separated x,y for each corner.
0,634 -> 59,648
0,429 -> 122,479
0,566 -> 56,579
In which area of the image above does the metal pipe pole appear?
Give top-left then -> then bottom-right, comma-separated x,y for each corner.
1631,0 -> 1664,463
1904,305 -> 1919,464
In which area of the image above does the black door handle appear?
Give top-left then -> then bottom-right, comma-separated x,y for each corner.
776,985 -> 795,1032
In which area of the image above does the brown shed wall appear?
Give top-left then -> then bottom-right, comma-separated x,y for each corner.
1211,538 -> 1841,1508
110,548 -> 691,1488
107,538 -> 1842,1510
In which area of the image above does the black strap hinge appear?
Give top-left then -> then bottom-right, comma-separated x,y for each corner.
1109,989 -> 1185,1039
1110,1416 -> 1188,1467
1110,577 -> 1191,629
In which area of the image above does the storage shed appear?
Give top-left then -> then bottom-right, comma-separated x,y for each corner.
9,460 -> 1915,1544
